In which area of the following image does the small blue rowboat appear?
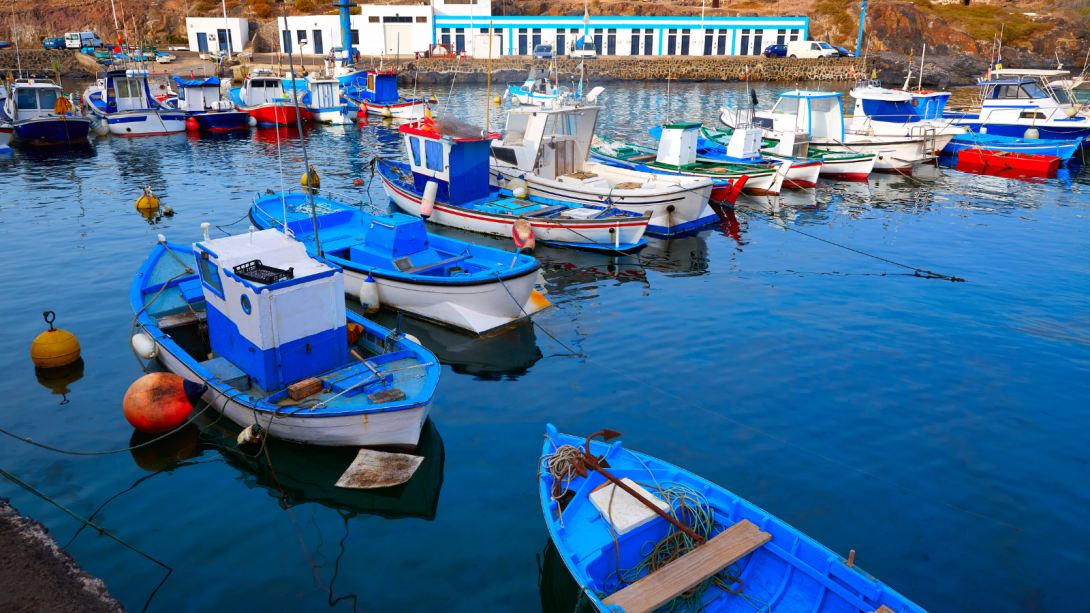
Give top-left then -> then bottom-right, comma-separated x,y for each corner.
249,191 -> 551,335
540,425 -> 928,613
131,233 -> 441,449
940,131 -> 1081,161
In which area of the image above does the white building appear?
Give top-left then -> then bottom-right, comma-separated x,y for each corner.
277,6 -> 434,57
185,17 -> 248,54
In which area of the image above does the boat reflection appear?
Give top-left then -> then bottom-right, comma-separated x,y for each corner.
536,230 -> 710,291
538,538 -> 588,613
130,416 -> 445,520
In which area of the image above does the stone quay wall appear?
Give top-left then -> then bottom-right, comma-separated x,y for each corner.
404,56 -> 871,85
0,50 -> 97,78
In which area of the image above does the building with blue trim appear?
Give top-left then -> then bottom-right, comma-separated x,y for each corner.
275,1 -> 808,58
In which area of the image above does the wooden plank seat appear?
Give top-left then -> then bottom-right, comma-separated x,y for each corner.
396,255 -> 469,275
601,519 -> 771,613
628,154 -> 657,163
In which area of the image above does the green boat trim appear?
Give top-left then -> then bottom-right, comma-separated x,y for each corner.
699,127 -> 876,163
591,137 -> 778,180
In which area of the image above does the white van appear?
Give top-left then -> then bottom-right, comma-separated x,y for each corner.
786,41 -> 838,59
65,32 -> 103,49
570,37 -> 597,60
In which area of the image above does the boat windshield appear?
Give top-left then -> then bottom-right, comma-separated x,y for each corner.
38,88 -> 60,111
15,88 -> 37,110
505,113 -> 531,146
771,96 -> 799,115
1049,87 -> 1072,105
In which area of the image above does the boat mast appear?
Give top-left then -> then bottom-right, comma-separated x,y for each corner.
220,0 -> 232,61
485,21 -> 493,130
918,43 -> 925,91
280,0 -> 322,257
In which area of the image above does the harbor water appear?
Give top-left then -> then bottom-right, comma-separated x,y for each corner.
1,81 -> 1088,612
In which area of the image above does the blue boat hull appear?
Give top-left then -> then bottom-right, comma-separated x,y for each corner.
952,121 -> 1090,147
13,117 -> 92,144
190,111 -> 250,131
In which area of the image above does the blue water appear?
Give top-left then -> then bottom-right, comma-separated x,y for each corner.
1,81 -> 1088,613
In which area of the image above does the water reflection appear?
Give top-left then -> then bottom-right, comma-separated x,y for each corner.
538,539 -> 589,613
33,358 -> 85,405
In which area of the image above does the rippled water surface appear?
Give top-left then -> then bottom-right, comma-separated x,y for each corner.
1,80 -> 1088,613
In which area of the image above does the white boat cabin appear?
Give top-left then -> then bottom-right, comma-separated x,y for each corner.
491,106 -> 600,181
239,70 -> 287,106
193,229 -> 349,392
401,122 -> 498,205
172,76 -> 232,112
307,76 -> 343,110
105,69 -> 158,113
3,79 -> 69,121
757,91 -> 845,141
976,78 -> 1079,121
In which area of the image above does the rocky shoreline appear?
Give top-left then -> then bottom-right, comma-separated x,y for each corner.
0,497 -> 124,613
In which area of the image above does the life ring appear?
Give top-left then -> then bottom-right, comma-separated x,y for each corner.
910,98 -> 921,107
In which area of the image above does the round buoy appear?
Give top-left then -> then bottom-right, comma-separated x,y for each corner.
421,181 -> 438,219
353,178 -> 365,186
493,96 -> 501,105
247,115 -> 258,127
301,165 -> 320,189
135,186 -> 160,213
359,273 -> 380,314
381,105 -> 393,118
31,311 -> 81,369
508,178 -> 528,198
185,117 -> 199,131
122,372 -> 207,434
1024,127 -> 1040,140
91,119 -> 109,136
131,333 -> 158,359
513,218 -> 535,254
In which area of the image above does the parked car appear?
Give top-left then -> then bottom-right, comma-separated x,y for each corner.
763,44 -> 787,58
43,37 -> 66,50
533,44 -> 555,60
786,40 -> 840,59
832,45 -> 855,57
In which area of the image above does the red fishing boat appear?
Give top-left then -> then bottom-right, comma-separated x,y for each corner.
229,70 -> 302,126
957,148 -> 1062,174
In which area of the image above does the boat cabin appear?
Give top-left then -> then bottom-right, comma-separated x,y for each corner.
516,69 -> 564,97
192,229 -> 348,391
239,70 -> 287,106
492,105 -> 600,180
761,90 -> 844,141
172,76 -> 231,112
306,76 -> 343,110
104,69 -> 158,113
2,79 -> 71,122
850,82 -> 951,124
360,70 -> 398,103
399,121 -> 499,205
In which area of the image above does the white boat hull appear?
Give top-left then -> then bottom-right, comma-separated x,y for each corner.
155,340 -> 430,447
361,100 -> 428,120
308,106 -> 352,124
811,137 -> 930,173
381,174 -> 649,250
103,110 -> 187,136
0,125 -> 11,149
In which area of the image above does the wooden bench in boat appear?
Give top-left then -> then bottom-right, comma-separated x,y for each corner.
393,255 -> 469,275
627,153 -> 657,163
601,519 -> 771,613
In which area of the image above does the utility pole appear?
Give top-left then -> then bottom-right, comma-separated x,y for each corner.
855,1 -> 866,56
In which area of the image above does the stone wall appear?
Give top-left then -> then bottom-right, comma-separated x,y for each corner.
0,50 -> 95,79
404,56 -> 871,84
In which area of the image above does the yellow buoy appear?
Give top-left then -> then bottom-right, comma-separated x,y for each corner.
492,96 -> 501,105
301,165 -> 321,188
135,186 -> 160,213
31,311 -> 81,369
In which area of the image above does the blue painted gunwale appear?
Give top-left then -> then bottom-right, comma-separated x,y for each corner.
540,425 -> 929,613
248,193 -> 541,287
130,242 -> 440,419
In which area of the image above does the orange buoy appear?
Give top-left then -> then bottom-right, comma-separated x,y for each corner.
353,178 -> 365,186
31,311 -> 81,369
122,372 -> 207,434
512,218 -> 535,253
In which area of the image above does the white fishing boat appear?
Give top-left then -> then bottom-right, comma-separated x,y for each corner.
0,120 -> 12,152
131,231 -> 441,448
302,74 -> 352,124
83,69 -> 187,136
847,80 -> 964,151
721,90 -> 936,174
504,68 -> 574,107
490,105 -> 719,237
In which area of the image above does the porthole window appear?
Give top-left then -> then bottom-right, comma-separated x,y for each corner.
240,294 -> 251,314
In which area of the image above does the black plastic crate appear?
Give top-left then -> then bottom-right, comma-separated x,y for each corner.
233,260 -> 294,285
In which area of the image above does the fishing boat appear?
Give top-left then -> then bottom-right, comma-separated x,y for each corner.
229,69 -> 303,126
378,119 -> 651,253
539,425 -> 928,613
491,105 -> 720,237
170,76 -> 250,131
248,191 -> 551,336
344,70 -> 429,120
944,69 -> 1090,145
941,131 -> 1080,160
697,127 -> 877,181
505,68 -> 573,107
0,79 -> 92,144
956,148 -> 1062,174
721,91 -> 936,174
82,69 -> 186,136
155,52 -> 176,64
131,230 -> 441,448
301,74 -> 352,124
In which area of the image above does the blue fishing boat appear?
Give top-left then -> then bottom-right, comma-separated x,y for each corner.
170,76 -> 250,131
343,70 -> 429,119
540,425 -> 928,613
1,79 -> 92,144
944,73 -> 1090,145
131,231 -> 441,448
378,120 -> 650,253
248,191 -> 551,335
82,69 -> 186,136
942,131 -> 1080,160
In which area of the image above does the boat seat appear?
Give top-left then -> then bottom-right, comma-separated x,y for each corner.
397,254 -> 469,275
178,279 -> 205,304
521,205 -> 569,218
601,519 -> 771,613
628,154 -> 657,163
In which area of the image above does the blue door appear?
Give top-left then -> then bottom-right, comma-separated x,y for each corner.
313,30 -> 323,55
216,29 -> 230,52
557,35 -> 565,55
644,33 -> 652,55
518,35 -> 527,55
197,33 -> 208,53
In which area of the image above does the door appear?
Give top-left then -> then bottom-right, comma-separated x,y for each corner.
753,34 -> 762,56
717,34 -> 726,55
532,34 -> 541,48
681,33 -> 689,55
216,29 -> 228,52
740,35 -> 749,55
441,34 -> 450,45
704,35 -> 712,55
607,35 -> 616,55
630,32 -> 639,55
197,32 -> 208,53
455,34 -> 465,53
777,34 -> 785,45
312,30 -> 323,55
594,34 -> 603,54
383,24 -> 413,55
557,34 -> 565,55
282,30 -> 292,53
519,35 -> 527,55
667,35 -> 676,55
644,33 -> 652,55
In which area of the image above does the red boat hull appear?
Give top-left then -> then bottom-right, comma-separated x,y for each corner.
957,148 -> 1061,174
243,103 -> 301,126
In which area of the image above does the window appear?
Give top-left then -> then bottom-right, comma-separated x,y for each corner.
771,96 -> 799,115
1022,82 -> 1046,98
718,29 -> 727,34
384,16 -> 412,23
38,88 -> 59,110
424,140 -> 444,172
369,16 -> 379,23
351,29 -> 359,44
632,28 -> 640,34
481,28 -> 489,33
297,30 -> 306,44
742,29 -> 750,34
570,29 -> 579,34
15,89 -> 37,110
441,28 -> 450,33
409,136 -> 421,166
504,113 -> 530,146
197,255 -> 224,299
532,28 -> 541,33
455,27 -> 464,32
417,16 -> 428,23
810,97 -> 835,113
607,28 -> 616,33
519,28 -> 527,33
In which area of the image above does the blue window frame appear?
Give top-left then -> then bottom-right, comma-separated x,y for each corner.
425,140 -> 444,172
197,254 -> 225,299
240,294 -> 252,314
409,136 -> 421,166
